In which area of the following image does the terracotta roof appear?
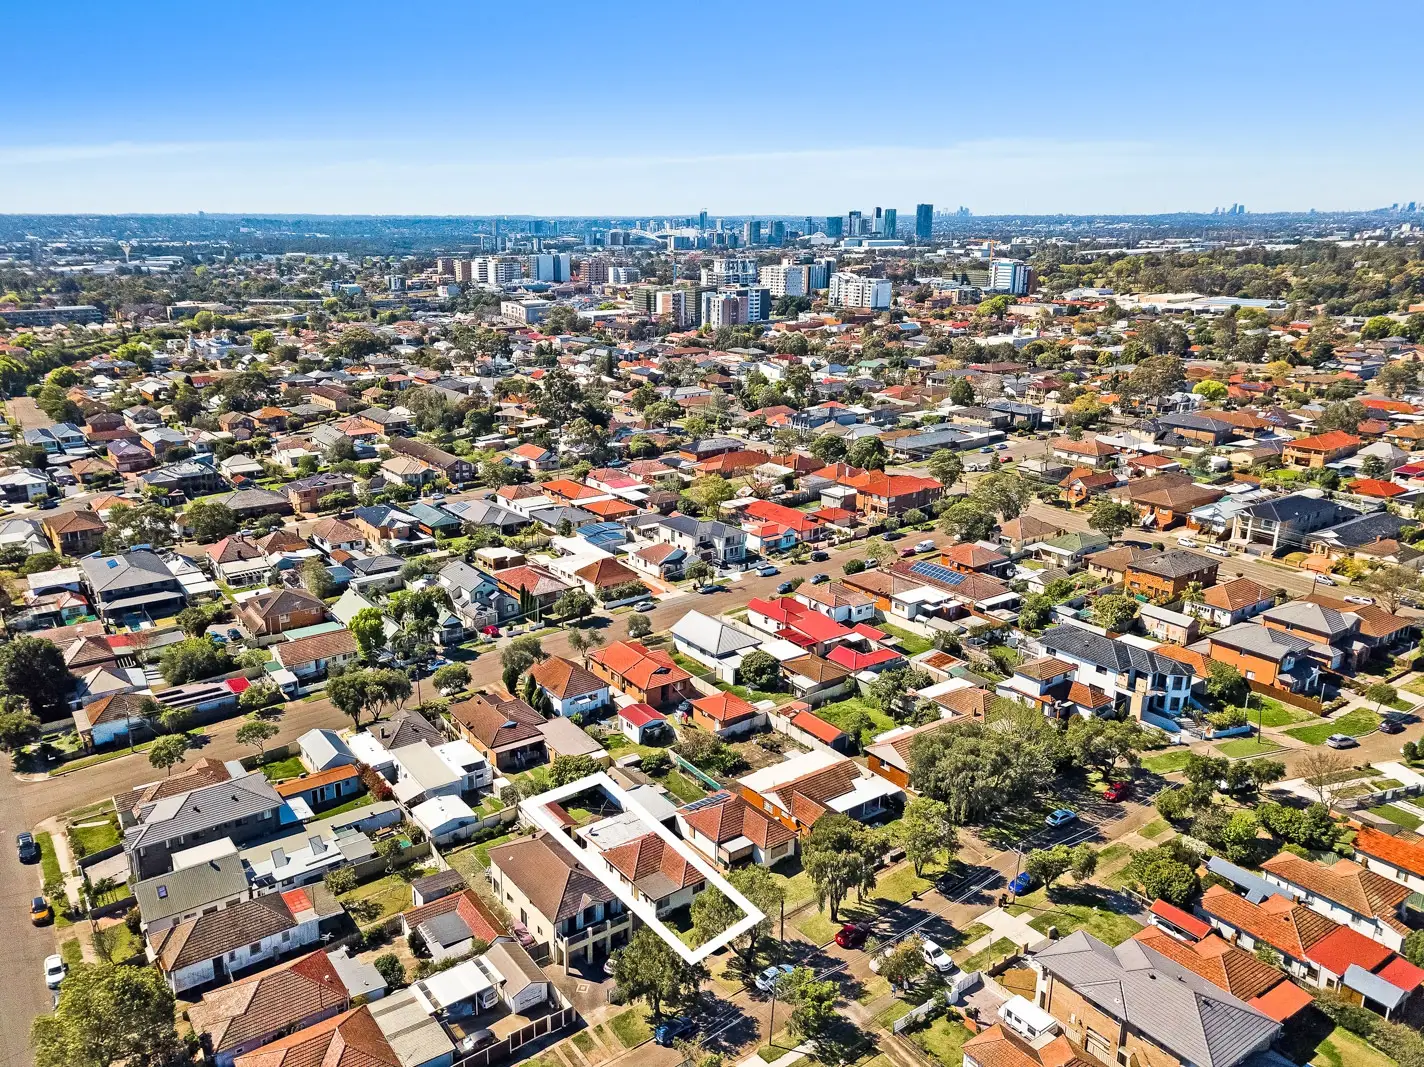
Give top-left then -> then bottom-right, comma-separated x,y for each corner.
941,542 -> 1008,569
601,833 -> 702,895
274,764 -> 361,798
42,509 -> 105,535
1053,436 -> 1116,457
1354,825 -> 1424,879
235,1004 -> 398,1067
1202,577 -> 1273,612
1346,478 -> 1408,499
844,471 -> 943,498
1200,885 -> 1337,959
1131,926 -> 1283,1001
934,686 -> 996,719
573,555 -> 642,588
680,791 -> 796,850
784,654 -> 850,684
400,889 -> 503,943
274,628 -> 359,667
77,690 -> 150,729
1149,899 -> 1211,939
1017,656 -> 1076,681
529,656 -> 607,700
587,640 -> 690,692
150,893 -> 300,971
1288,430 -> 1361,452
690,691 -> 760,724
449,693 -> 545,749
189,950 -> 351,1056
960,1024 -> 1096,1067
1066,681 -> 1114,710
1260,852 -> 1411,937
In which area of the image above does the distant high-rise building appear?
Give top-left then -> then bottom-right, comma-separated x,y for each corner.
609,266 -> 641,285
583,256 -> 611,286
698,210 -> 709,230
825,216 -> 845,238
809,258 -> 836,290
759,263 -> 807,299
915,204 -> 934,242
804,217 -> 814,235
436,257 -> 456,275
770,221 -> 786,246
701,258 -> 759,287
700,287 -> 771,327
742,220 -> 761,246
871,207 -> 884,235
829,273 -> 892,310
988,259 -> 1031,296
387,275 -> 406,293
454,260 -> 475,283
883,208 -> 897,238
847,210 -> 862,236
530,253 -> 571,282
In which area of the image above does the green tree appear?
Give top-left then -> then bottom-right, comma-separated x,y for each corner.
1091,593 -> 1139,631
1087,498 -> 1137,540
949,377 -> 976,406
781,966 -> 838,1038
1192,379 -> 1228,400
175,604 -> 217,639
1064,717 -> 1151,777
1070,843 -> 1099,882
1367,683 -> 1398,715
612,928 -> 702,1017
802,814 -> 884,921
300,557 -> 334,598
31,961 -> 184,1067
433,663 -> 471,695
690,865 -> 785,972
1025,846 -> 1075,891
0,635 -> 76,719
685,560 -> 714,588
626,612 -> 652,639
847,437 -> 888,471
350,607 -> 387,665
1205,661 -> 1249,707
553,588 -> 595,622
1403,929 -> 1424,968
938,499 -> 995,542
1017,593 -> 1053,631
685,474 -> 734,515
971,472 -> 1033,521
184,500 -> 239,544
0,696 -> 42,753
898,796 -> 956,877
550,753 -> 601,787
158,637 -> 232,685
909,720 -> 1050,824
877,939 -> 926,992
738,650 -> 782,693
926,449 -> 964,488
1123,845 -> 1201,906
373,953 -> 406,990
500,635 -> 546,695
236,717 -> 280,761
147,734 -> 190,776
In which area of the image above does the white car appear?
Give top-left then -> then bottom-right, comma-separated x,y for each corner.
1344,595 -> 1374,605
1176,537 -> 1196,547
1204,546 -> 1229,557
922,937 -> 956,974
1315,575 -> 1336,586
915,539 -> 937,553
44,955 -> 66,989
755,963 -> 796,993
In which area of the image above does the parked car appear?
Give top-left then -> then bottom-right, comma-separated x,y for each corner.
16,832 -> 39,864
810,573 -> 829,584
914,539 -> 936,552
810,550 -> 829,562
428,492 -> 446,502
653,1017 -> 695,1047
898,546 -> 917,558
776,581 -> 794,595
1203,546 -> 1228,557
835,922 -> 871,949
1009,872 -> 1034,895
31,896 -> 52,925
755,963 -> 796,993
1103,781 -> 1131,802
757,565 -> 779,577
1344,595 -> 1374,605
1325,734 -> 1359,749
36,499 -> 57,510
458,1030 -> 495,1054
1045,808 -> 1077,828
43,955 -> 66,989
1315,575 -> 1336,586
1176,537 -> 1196,547
1380,718 -> 1405,735
481,625 -> 501,637
634,600 -> 656,612
921,937 -> 956,974
882,531 -> 903,541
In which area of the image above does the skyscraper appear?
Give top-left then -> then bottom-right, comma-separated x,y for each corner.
883,208 -> 897,239
916,204 -> 934,242
698,210 -> 709,230
871,207 -> 884,235
742,220 -> 761,246
770,221 -> 786,246
825,216 -> 844,238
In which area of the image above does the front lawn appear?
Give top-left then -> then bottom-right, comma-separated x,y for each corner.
260,756 -> 307,781
1141,750 -> 1191,775
794,862 -> 935,944
68,814 -> 121,856
608,1008 -> 651,1049
960,937 -> 1016,973
722,683 -> 797,707
1139,818 -> 1171,840
1368,803 -> 1423,831
35,830 -> 62,885
911,1014 -> 975,1067
1310,1025 -> 1398,1067
1286,710 -> 1380,745
653,768 -> 707,803
1005,886 -> 1143,946
1215,737 -> 1283,759
1247,697 -> 1315,727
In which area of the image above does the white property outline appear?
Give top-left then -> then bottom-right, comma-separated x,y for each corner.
517,772 -> 765,965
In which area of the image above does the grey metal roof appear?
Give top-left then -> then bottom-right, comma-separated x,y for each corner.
1206,856 -> 1280,904
1040,624 -> 1193,676
1034,930 -> 1278,1067
1209,622 -> 1314,662
1317,510 -> 1408,548
1130,549 -> 1218,580
80,549 -> 177,593
132,849 -> 250,923
671,610 -> 761,656
1244,494 -> 1355,526
125,771 -> 284,853
1260,601 -> 1356,639
1343,964 -> 1409,1011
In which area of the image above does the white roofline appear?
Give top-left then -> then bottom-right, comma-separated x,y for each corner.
518,772 -> 763,965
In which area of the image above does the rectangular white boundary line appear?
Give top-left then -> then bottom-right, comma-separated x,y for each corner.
518,771 -> 764,965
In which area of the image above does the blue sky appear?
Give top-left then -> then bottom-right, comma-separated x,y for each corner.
3,0 -> 1420,215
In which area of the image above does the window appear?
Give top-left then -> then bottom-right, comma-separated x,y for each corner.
249,942 -> 262,954
156,885 -> 168,899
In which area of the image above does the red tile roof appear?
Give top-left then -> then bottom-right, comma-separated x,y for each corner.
1355,825 -> 1424,878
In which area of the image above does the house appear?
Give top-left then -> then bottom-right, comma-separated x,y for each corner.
587,640 -> 695,708
1354,826 -> 1424,894
618,703 -> 672,745
1231,493 -> 1358,551
527,656 -> 611,718
238,588 -> 328,639
1059,468 -> 1120,507
939,541 -> 1013,578
746,596 -> 855,656
142,458 -> 228,498
80,549 -> 188,623
601,832 -> 707,917
538,716 -> 609,765
285,473 -> 355,514
670,609 -> 762,681
1284,430 -> 1362,469
1038,624 -> 1194,718
689,691 -> 765,739
42,508 -> 106,555
230,997 -> 454,1067
998,658 -> 1114,719
486,832 -> 632,973
270,629 -> 361,686
627,542 -> 687,580
866,719 -> 955,789
1260,600 -> 1357,669
1129,923 -> 1313,1023
1029,930 -> 1281,1067
649,515 -> 747,567
352,504 -> 433,554
147,884 -> 342,993
1108,473 -> 1224,530
188,948 -> 386,1067
493,565 -> 570,615
1206,623 -> 1324,693
793,581 -> 877,625
399,889 -> 504,962
1200,884 -> 1424,1018
391,740 -> 492,805
215,488 -> 291,520
308,518 -> 366,555
676,790 -> 798,868
380,454 -> 438,489
1050,436 -> 1119,469
1139,602 -> 1199,644
781,654 -> 855,706
274,766 -> 364,814
1030,531 -> 1111,566
740,749 -> 903,832
1123,550 -> 1220,602
1186,577 -> 1275,628
132,847 -> 253,935
507,443 -> 556,471
73,691 -> 151,749
1259,850 -> 1414,952
1304,594 -> 1417,662
998,515 -> 1064,552
388,437 -> 476,484
203,536 -> 270,587
448,693 -> 547,772
845,470 -> 943,517
123,770 -> 286,880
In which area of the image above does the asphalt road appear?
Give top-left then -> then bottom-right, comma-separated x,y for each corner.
2,398 -> 55,432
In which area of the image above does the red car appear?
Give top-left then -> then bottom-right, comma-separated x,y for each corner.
1103,781 -> 1131,802
835,922 -> 870,949
481,625 -> 501,637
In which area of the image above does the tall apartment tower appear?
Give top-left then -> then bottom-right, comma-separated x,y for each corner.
770,221 -> 786,246
883,208 -> 897,238
700,258 -> 759,286
847,210 -> 863,236
742,220 -> 761,246
829,273 -> 893,309
825,216 -> 845,238
583,256 -> 611,286
436,257 -> 456,275
759,263 -> 808,299
454,260 -> 475,283
871,207 -> 884,235
915,204 -> 934,242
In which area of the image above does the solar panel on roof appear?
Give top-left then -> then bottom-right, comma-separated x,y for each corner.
677,790 -> 731,814
908,560 -> 965,586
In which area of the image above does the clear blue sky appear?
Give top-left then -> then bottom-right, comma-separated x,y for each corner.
4,0 -> 1419,215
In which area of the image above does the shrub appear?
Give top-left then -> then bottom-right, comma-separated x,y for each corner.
1206,706 -> 1248,731
640,749 -> 672,776
324,868 -> 358,896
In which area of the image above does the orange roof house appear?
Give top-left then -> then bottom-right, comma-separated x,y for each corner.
688,691 -> 763,738
586,640 -> 694,708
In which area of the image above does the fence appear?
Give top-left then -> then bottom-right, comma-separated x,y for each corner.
670,752 -> 724,792
766,708 -> 846,757
448,997 -> 577,1067
1247,680 -> 1324,715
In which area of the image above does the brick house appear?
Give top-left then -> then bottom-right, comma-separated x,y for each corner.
1123,549 -> 1220,601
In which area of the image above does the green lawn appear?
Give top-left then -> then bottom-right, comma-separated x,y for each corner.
60,938 -> 83,967
68,815 -> 121,856
339,872 -> 413,925
1006,887 -> 1143,946
960,937 -> 1016,973
260,756 -> 307,781
1247,697 -> 1315,727
35,830 -> 62,885
654,768 -> 708,803
321,793 -> 375,819
460,833 -> 514,870
911,1015 -> 975,1067
571,1032 -> 596,1054
1368,803 -> 1423,831
1139,818 -> 1171,840
1141,750 -> 1191,774
1310,1026 -> 1398,1067
722,683 -> 797,707
1215,737 -> 1283,758
608,1008 -> 651,1048
817,695 -> 897,739
880,623 -> 935,657
770,858 -> 818,913
795,863 -> 935,944
1286,710 -> 1380,745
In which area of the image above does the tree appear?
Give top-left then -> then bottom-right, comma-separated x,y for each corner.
1088,499 -> 1137,540
626,612 -> 652,639
1358,565 -> 1421,614
300,557 -> 334,599
553,588 -> 595,622
938,499 -> 995,542
159,637 -> 232,685
685,560 -> 714,588
613,928 -> 702,1017
433,663 -> 470,695
327,670 -> 371,728
148,734 -> 190,776
691,865 -> 785,973
1065,717 -> 1151,777
1123,845 -> 1200,906
184,500 -> 238,544
898,796 -> 955,877
780,967 -> 838,1039
948,377 -> 976,406
175,604 -> 218,639
0,698 -> 42,753
926,449 -> 963,488
1017,594 -> 1053,631
0,635 -> 75,720
500,635 -> 546,695
738,650 -> 781,693
1192,379 -> 1228,400
1367,683 -> 1398,715
1071,843 -> 1099,882
100,502 -> 176,553
373,953 -> 406,990
877,939 -> 926,992
350,607 -> 387,665
1124,355 -> 1185,399
1091,594 -> 1139,632
909,721 -> 1050,824
31,961 -> 184,1067
847,437 -> 888,471
1403,929 -> 1424,968
1024,845 -> 1075,891
550,753 -> 600,787
236,717 -> 280,760
802,814 -> 884,921
1205,661 -> 1249,707
1315,400 -> 1368,434
157,706 -> 192,735
1298,750 -> 1354,804
686,474 -> 734,514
